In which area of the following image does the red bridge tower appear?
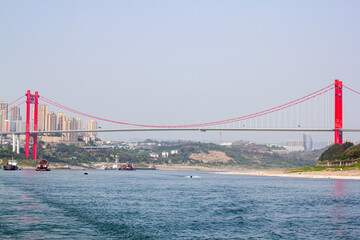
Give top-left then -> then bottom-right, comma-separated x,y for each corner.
25,90 -> 39,159
334,79 -> 343,145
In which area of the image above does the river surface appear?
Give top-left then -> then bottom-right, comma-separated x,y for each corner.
0,169 -> 360,239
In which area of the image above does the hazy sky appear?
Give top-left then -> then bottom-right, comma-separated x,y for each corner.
1,0 -> 360,144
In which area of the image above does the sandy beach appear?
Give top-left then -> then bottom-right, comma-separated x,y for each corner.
156,165 -> 237,171
155,165 -> 360,180
212,169 -> 360,180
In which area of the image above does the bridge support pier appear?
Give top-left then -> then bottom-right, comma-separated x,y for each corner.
334,80 -> 343,145
12,134 -> 15,152
16,134 -> 20,154
12,134 -> 21,154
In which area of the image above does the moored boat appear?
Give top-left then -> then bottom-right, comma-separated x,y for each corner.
3,158 -> 19,170
119,163 -> 135,171
36,159 -> 51,171
104,164 -> 118,170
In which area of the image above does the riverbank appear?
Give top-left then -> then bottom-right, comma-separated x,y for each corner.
15,164 -> 360,180
213,169 -> 360,180
156,165 -> 238,171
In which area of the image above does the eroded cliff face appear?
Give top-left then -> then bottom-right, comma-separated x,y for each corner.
190,150 -> 232,163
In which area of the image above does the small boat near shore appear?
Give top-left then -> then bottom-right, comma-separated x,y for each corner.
36,159 -> 51,171
119,163 -> 135,171
104,164 -> 119,170
3,158 -> 19,170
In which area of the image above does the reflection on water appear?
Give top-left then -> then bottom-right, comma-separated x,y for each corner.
331,180 -> 347,238
19,216 -> 38,224
333,179 -> 346,198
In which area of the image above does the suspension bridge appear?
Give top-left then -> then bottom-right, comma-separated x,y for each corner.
1,79 -> 360,159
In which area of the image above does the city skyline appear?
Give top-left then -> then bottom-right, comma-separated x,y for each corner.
0,101 -> 99,144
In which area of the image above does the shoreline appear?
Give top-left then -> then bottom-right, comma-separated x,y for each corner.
212,169 -> 360,180
155,165 -> 239,171
155,165 -> 360,180
12,165 -> 360,180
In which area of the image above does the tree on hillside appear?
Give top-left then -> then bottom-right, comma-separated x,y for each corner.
318,142 -> 354,161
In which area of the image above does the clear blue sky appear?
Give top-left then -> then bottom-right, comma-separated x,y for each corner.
1,0 -> 360,144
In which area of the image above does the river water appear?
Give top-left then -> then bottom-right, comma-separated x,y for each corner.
0,169 -> 359,239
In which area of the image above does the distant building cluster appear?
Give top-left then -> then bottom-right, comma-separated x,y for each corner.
284,134 -> 313,152
36,104 -> 99,143
284,139 -> 304,152
220,142 -> 232,146
149,149 -> 179,159
0,101 -> 23,133
0,102 -> 98,144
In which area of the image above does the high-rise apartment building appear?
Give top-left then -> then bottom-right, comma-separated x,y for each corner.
303,134 -> 313,151
286,140 -> 301,147
8,120 -> 26,132
15,121 -> 26,132
0,102 -> 8,132
65,117 -> 78,142
77,118 -> 84,130
57,113 -> 66,130
57,113 -> 66,140
46,112 -> 57,131
38,104 -> 48,131
0,110 -> 6,132
0,102 -> 8,120
87,120 -> 98,140
9,106 -> 21,121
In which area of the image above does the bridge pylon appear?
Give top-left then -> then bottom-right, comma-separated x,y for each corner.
25,90 -> 39,159
334,79 -> 343,145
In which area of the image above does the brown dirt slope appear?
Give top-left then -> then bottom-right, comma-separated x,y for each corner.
190,151 -> 232,163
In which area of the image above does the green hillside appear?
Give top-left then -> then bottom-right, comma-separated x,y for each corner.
0,140 -> 323,169
318,142 -> 360,162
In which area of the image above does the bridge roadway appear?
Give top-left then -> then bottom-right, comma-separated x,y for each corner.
1,128 -> 360,135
